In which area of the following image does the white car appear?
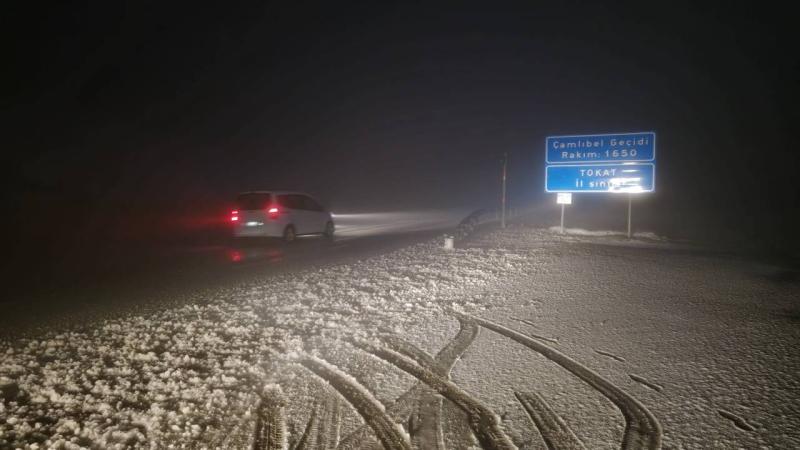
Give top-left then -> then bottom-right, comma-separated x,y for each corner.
231,191 -> 334,242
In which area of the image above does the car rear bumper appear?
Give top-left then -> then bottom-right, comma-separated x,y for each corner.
233,221 -> 284,238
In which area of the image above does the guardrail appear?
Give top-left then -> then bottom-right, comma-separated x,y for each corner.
451,206 -> 532,242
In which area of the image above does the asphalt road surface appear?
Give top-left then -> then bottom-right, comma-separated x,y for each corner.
0,210 -> 468,338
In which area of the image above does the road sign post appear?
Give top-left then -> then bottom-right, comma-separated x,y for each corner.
556,193 -> 572,234
627,194 -> 632,239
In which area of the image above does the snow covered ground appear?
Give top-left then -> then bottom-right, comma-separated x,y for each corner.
1,225 -> 798,449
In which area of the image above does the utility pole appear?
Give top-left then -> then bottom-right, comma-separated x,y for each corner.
501,152 -> 508,228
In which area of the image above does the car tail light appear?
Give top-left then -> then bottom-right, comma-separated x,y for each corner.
231,210 -> 239,222
267,205 -> 280,220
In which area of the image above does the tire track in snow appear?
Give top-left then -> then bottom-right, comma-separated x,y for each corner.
379,336 -> 448,450
406,318 -> 480,450
511,318 -> 560,343
388,318 -> 480,450
718,409 -> 755,432
382,335 -> 443,375
252,385 -> 289,450
406,396 -> 444,450
513,318 -> 539,328
435,318 -> 481,449
527,333 -> 559,345
316,395 -> 342,449
628,374 -> 663,393
470,316 -> 662,450
595,349 -> 626,363
292,396 -> 342,450
386,319 -> 481,449
436,317 -> 480,374
297,354 -> 411,450
441,402 -> 478,450
291,405 -> 318,450
212,392 -> 260,448
337,317 -> 479,450
514,391 -> 586,450
353,338 -> 517,450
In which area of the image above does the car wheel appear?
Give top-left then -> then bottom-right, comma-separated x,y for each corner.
323,221 -> 335,239
283,225 -> 296,243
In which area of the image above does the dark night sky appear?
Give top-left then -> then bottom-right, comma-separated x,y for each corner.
5,2 -> 799,253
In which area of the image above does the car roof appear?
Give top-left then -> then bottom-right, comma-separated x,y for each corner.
237,190 -> 313,196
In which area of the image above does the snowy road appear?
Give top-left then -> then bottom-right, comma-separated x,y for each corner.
0,210 -> 468,338
1,224 -> 798,449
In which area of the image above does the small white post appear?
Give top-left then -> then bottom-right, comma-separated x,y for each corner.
560,203 -> 565,234
627,194 -> 632,239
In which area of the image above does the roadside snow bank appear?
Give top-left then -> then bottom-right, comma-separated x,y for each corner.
547,226 -> 667,241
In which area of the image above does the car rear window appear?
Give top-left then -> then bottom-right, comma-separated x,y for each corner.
276,194 -> 302,210
303,196 -> 324,211
236,193 -> 272,210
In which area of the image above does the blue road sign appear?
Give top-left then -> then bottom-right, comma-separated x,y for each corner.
546,132 -> 655,164
545,163 -> 655,193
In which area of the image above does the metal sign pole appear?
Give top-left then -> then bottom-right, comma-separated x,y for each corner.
627,194 -> 632,239
560,203 -> 565,234
501,152 -> 507,228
